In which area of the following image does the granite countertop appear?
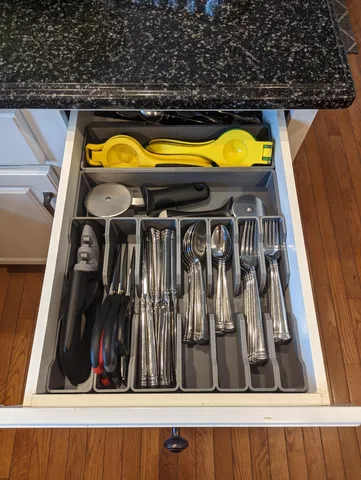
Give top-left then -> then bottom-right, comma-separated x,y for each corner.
0,0 -> 355,109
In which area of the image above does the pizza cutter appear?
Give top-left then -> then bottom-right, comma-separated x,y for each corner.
84,183 -> 211,218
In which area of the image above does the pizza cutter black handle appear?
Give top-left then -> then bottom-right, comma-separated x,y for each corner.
165,198 -> 234,217
141,183 -> 210,215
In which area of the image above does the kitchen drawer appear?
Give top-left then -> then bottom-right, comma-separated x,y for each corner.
1,110 -> 360,428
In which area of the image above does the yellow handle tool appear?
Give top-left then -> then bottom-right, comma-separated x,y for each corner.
147,130 -> 273,167
86,135 -> 213,168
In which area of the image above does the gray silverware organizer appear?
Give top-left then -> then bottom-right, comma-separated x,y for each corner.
47,215 -> 307,394
46,120 -> 307,394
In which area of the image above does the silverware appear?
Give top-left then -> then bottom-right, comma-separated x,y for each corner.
139,239 -> 158,387
240,220 -> 268,364
182,222 -> 209,345
211,225 -> 234,335
263,219 -> 291,344
138,227 -> 177,388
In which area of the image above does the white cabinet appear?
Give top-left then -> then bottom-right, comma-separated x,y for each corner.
0,110 -> 360,428
0,110 -> 67,166
0,166 -> 58,264
0,109 -> 66,262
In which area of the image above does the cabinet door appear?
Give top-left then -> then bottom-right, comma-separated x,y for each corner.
0,186 -> 52,263
0,110 -> 46,165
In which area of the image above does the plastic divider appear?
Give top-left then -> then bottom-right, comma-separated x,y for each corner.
248,314 -> 281,392
216,314 -> 250,392
275,313 -> 308,392
180,314 -> 217,392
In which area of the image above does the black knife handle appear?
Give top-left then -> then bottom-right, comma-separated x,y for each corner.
141,183 -> 210,215
90,295 -> 113,373
102,294 -> 123,371
165,198 -> 233,217
116,296 -> 130,357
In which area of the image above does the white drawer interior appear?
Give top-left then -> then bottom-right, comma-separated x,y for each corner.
23,110 -> 329,408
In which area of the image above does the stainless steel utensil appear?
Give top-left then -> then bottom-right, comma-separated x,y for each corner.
263,219 -> 291,344
211,225 -> 234,335
182,222 -> 209,345
139,239 -> 158,387
240,220 -> 268,364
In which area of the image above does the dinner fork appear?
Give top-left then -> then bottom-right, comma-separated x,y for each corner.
240,220 -> 268,364
263,219 -> 291,344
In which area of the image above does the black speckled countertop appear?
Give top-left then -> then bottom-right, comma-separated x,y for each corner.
0,0 -> 355,109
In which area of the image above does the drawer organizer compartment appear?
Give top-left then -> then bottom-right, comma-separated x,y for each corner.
80,122 -> 272,170
45,210 -> 307,394
28,110 -> 325,413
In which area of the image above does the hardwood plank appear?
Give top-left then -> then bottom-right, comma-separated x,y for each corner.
83,429 -> 106,480
337,109 -> 361,220
231,428 -> 252,480
18,272 -> 43,320
102,429 -> 123,480
0,267 -> 10,319
285,428 -> 308,480
0,275 -> 26,402
64,429 -> 87,480
315,286 -> 350,404
267,429 -> 289,480
140,428 -> 159,480
46,429 -> 70,480
324,109 -> 341,137
313,113 -> 361,300
345,364 -> 361,453
320,428 -> 346,480
0,429 -> 16,479
338,428 -> 361,480
214,428 -> 234,480
159,428 -> 178,480
293,144 -> 329,288
349,299 -> 361,362
195,428 -> 215,480
304,125 -> 360,365
250,428 -> 271,480
178,428 -> 196,480
9,429 -> 34,480
27,429 -> 51,480
303,428 -> 327,480
329,134 -> 361,303
122,429 -> 141,480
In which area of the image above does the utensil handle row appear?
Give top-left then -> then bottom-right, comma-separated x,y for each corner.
268,259 -> 291,343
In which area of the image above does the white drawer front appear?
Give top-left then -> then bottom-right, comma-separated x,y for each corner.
1,110 -> 359,427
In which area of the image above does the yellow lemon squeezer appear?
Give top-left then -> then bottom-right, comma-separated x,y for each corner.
86,135 -> 213,168
147,129 -> 273,167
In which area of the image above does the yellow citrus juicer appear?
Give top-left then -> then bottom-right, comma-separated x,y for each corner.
146,129 -> 273,167
85,135 -> 213,168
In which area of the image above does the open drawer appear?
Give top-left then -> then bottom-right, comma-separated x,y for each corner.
1,110 -> 360,428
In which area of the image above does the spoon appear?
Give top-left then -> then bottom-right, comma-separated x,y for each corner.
182,222 -> 209,345
211,226 -> 235,335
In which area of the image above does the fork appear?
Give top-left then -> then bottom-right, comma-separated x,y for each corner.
263,219 -> 291,344
240,220 -> 268,364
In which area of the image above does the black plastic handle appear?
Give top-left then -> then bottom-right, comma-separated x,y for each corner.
59,270 -> 100,385
90,295 -> 114,373
141,183 -> 210,215
165,198 -> 233,217
116,296 -> 130,357
102,294 -> 123,372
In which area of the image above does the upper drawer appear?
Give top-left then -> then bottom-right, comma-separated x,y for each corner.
1,110 -> 359,428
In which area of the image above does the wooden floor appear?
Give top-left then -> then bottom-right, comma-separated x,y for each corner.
2,9 -> 361,480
